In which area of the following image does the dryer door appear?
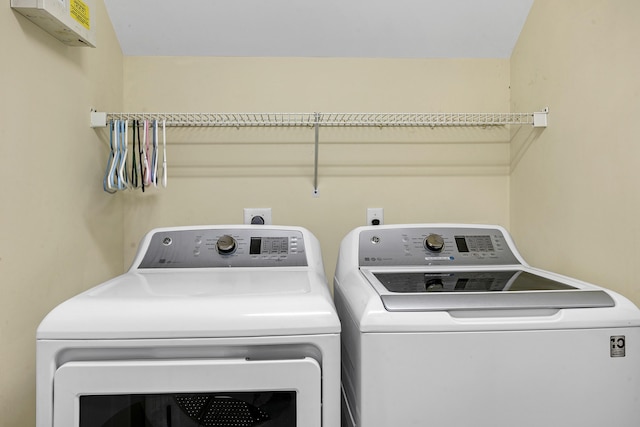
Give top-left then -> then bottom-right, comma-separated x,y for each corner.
53,358 -> 320,427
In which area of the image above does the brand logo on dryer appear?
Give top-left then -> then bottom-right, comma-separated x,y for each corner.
611,335 -> 626,357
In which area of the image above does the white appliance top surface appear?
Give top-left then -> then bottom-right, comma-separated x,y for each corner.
334,224 -> 640,332
38,225 -> 340,340
39,269 -> 340,340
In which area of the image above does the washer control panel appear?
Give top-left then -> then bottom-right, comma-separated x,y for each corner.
138,228 -> 307,268
359,226 -> 519,267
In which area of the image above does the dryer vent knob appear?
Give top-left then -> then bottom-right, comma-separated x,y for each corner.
424,234 -> 445,252
216,235 -> 237,254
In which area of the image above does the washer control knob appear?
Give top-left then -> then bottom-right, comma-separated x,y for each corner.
425,279 -> 444,292
424,234 -> 445,252
216,235 -> 237,255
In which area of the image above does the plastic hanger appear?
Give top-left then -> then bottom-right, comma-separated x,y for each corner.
161,119 -> 167,188
103,120 -> 117,194
130,120 -> 139,189
139,120 -> 145,192
107,120 -> 120,191
151,120 -> 158,187
117,120 -> 128,190
142,120 -> 151,186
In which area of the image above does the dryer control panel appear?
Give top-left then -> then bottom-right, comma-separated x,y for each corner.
359,226 -> 520,267
138,229 -> 307,268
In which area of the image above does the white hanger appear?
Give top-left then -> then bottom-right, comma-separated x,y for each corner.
161,119 -> 167,188
152,120 -> 159,187
103,120 -> 117,193
108,120 -> 120,191
142,120 -> 151,186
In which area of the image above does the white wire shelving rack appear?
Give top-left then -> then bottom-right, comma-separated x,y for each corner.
91,109 -> 548,195
91,110 -> 548,128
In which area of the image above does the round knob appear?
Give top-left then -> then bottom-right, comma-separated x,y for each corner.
424,234 -> 445,252
216,235 -> 237,254
425,279 -> 444,292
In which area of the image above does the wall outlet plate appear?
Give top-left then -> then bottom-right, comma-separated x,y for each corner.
244,208 -> 272,225
367,208 -> 384,226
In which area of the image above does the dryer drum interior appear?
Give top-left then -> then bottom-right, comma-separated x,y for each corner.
79,392 -> 294,427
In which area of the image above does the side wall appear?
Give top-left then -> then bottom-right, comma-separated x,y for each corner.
121,57 -> 512,279
510,0 -> 640,304
0,2 -> 124,426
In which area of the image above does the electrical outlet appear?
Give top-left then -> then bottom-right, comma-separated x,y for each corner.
244,208 -> 272,225
367,208 -> 384,226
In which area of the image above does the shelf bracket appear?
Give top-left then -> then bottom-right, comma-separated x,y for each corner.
312,112 -> 320,197
90,111 -> 107,128
533,107 -> 549,128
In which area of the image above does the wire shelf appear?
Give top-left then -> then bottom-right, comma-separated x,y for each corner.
317,112 -> 535,127
94,111 -> 545,128
102,112 -> 316,127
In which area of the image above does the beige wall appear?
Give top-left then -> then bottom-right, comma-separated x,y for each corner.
0,2 -> 124,426
9,1 -> 640,425
120,57 -> 512,278
510,0 -> 640,305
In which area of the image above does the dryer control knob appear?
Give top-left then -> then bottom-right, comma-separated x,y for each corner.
216,235 -> 237,255
424,234 -> 445,252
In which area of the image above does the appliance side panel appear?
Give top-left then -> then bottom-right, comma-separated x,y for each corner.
360,328 -> 640,427
334,282 -> 362,427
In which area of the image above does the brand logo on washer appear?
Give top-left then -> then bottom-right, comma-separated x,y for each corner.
610,335 -> 626,357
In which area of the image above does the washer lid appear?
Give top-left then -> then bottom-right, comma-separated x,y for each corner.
37,269 -> 340,339
363,269 -> 615,312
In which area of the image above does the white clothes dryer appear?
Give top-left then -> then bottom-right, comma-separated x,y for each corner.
334,224 -> 640,427
37,225 -> 340,427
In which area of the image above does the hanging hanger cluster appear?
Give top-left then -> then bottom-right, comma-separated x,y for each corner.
103,119 -> 167,194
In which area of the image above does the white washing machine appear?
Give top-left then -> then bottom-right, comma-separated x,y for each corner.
37,225 -> 340,427
334,224 -> 640,427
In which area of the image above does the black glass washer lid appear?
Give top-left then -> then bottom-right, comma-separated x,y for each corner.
364,270 -> 615,312
374,271 -> 575,293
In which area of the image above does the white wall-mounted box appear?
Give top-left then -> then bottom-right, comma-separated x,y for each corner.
12,0 -> 96,47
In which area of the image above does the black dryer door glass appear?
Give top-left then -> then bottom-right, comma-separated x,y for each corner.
79,391 -> 295,427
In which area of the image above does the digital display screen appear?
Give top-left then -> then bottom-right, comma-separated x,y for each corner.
455,237 -> 469,252
250,238 -> 262,254
455,235 -> 494,253
250,237 -> 289,255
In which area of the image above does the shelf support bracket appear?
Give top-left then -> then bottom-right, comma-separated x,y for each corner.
533,107 -> 549,128
312,112 -> 320,197
90,111 -> 107,128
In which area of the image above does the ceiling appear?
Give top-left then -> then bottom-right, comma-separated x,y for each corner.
104,0 -> 534,58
